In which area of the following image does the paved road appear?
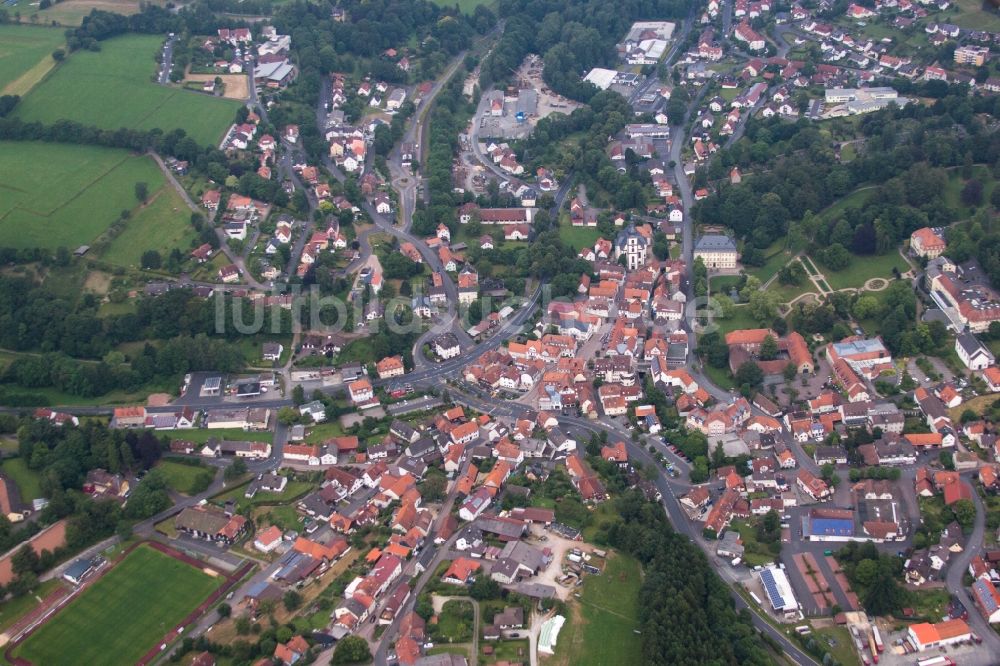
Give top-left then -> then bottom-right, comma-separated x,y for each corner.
447,390 -> 820,666
158,34 -> 176,85
946,475 -> 1000,652
149,152 -> 268,291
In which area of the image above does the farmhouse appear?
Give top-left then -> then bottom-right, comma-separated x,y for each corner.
175,506 -> 248,544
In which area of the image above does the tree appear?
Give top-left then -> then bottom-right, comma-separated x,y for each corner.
783,363 -> 797,381
283,589 -> 302,611
759,334 -> 778,361
962,179 -> 983,207
52,49 -> 65,61
735,361 -> 763,389
419,473 -> 447,502
939,450 -> 955,471
225,457 -> 247,482
332,635 -> 371,664
862,569 -> 904,616
140,250 -> 162,270
747,290 -> 779,324
277,406 -> 299,425
217,602 -> 231,618
134,181 -> 148,203
952,498 -> 976,529
854,559 -> 879,587
852,295 -> 881,320
291,384 -> 305,406
820,243 -> 851,270
469,575 -> 500,600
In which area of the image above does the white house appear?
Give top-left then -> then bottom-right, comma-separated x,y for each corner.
956,331 -> 994,371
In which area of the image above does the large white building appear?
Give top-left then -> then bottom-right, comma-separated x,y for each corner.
757,565 -> 799,615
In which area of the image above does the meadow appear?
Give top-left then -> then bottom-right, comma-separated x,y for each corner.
14,544 -> 223,666
431,0 -> 493,14
9,0 -> 152,27
0,24 -> 64,95
0,141 -> 166,249
552,552 -> 644,666
14,34 -> 240,146
100,185 -> 199,268
155,459 -> 214,495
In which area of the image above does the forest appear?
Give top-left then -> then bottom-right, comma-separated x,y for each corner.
606,491 -> 776,666
0,278 -> 299,398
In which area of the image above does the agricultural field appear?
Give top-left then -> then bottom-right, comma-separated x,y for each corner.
8,0 -> 154,26
551,552 -> 643,666
0,25 -> 64,95
14,544 -> 223,666
14,34 -> 240,146
0,141 -> 194,256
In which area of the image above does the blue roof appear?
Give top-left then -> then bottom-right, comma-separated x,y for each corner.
810,517 -> 854,537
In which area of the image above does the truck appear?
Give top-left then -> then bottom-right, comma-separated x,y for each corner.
866,628 -> 879,663
871,626 -> 883,654
916,657 -> 955,666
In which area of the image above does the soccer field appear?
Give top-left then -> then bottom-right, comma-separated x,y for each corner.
15,544 -> 222,666
13,34 -> 240,147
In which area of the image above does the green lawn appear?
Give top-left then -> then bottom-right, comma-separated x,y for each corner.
729,519 -> 779,568
0,25 -> 64,93
1,457 -> 43,503
214,479 -> 313,511
100,185 -> 198,269
553,552 -> 643,666
709,275 -> 741,296
810,626 -> 861,666
710,304 -> 764,337
431,0 -> 494,14
0,578 -> 61,633
0,142 -> 169,250
156,460 -> 214,496
303,421 -> 346,444
909,587 -> 950,620
812,252 -> 909,291
436,599 -> 475,642
748,244 -> 798,285
258,504 -> 302,531
14,34 -> 239,147
817,186 -> 877,226
950,0 -> 1000,31
15,544 -> 223,666
702,362 -> 736,391
481,639 -> 529,664
557,222 -> 601,251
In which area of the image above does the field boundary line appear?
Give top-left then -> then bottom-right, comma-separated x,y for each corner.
12,153 -> 135,221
